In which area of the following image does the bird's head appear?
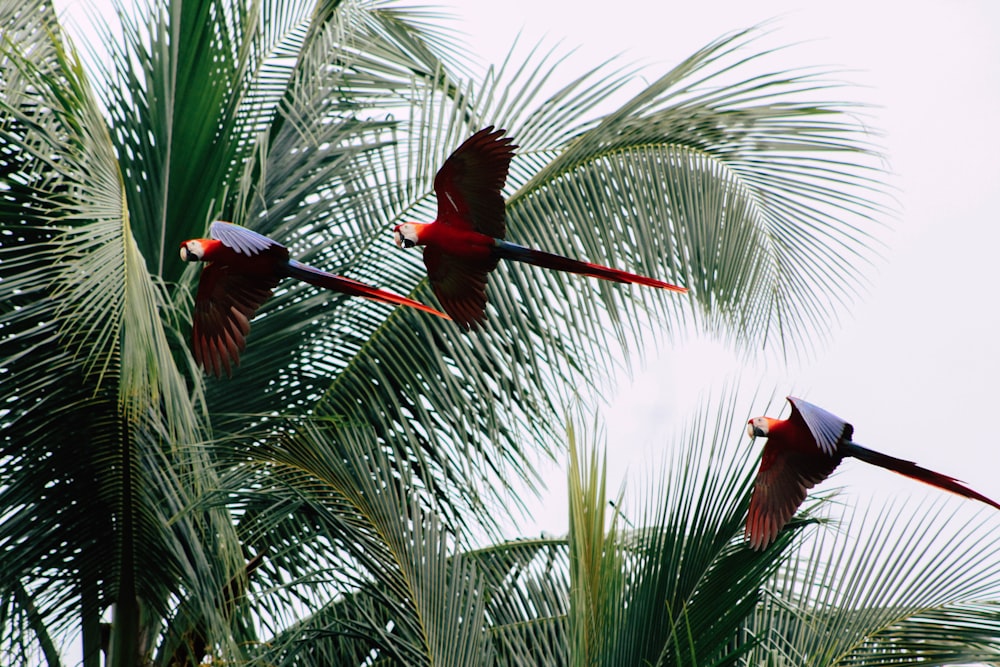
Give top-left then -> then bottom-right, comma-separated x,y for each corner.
393,223 -> 419,249
180,239 -> 208,262
747,417 -> 773,439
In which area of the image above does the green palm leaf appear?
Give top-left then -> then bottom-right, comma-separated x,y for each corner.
565,389 -> 802,667
751,498 -> 1000,665
204,419 -> 494,666
0,7 -> 247,665
505,29 -> 888,358
471,537 -> 571,667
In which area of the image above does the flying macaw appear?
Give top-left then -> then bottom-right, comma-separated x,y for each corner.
745,396 -> 1000,550
392,126 -> 688,329
180,221 -> 448,376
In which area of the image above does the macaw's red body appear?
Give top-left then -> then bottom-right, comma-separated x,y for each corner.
745,396 -> 1000,550
392,126 -> 687,329
181,221 -> 448,376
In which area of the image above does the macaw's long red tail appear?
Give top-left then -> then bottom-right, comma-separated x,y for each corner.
494,240 -> 687,293
844,442 -> 1000,510
286,260 -> 450,319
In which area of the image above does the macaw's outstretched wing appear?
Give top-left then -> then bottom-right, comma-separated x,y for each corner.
211,220 -> 285,256
423,245 -> 498,330
787,396 -> 853,457
433,126 -> 516,237
192,263 -> 279,377
746,440 -> 841,550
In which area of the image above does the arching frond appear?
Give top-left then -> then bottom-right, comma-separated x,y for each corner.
0,7 -> 246,666
750,498 -> 1000,665
506,28 -> 889,359
203,420 -> 494,666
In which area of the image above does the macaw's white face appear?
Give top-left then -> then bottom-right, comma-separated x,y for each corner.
747,417 -> 770,438
393,223 -> 419,249
180,239 -> 206,262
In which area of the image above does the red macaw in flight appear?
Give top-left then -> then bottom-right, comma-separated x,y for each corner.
181,221 -> 448,376
745,396 -> 1000,550
392,126 -> 687,329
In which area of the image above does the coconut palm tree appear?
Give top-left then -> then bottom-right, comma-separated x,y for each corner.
10,0 -> 989,664
218,393 -> 1000,666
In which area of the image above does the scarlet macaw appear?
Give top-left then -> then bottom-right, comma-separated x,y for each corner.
745,396 -> 1000,550
392,126 -> 687,329
181,221 -> 448,376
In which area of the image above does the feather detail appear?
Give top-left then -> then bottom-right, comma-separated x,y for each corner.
844,442 -> 1000,510
494,240 -> 687,292
786,396 -> 852,457
285,260 -> 449,319
433,126 -> 516,237
210,220 -> 281,256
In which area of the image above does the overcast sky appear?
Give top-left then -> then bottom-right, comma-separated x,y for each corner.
441,0 -> 1000,537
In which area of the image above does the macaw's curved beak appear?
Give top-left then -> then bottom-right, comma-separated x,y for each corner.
747,423 -> 765,439
393,230 -> 414,249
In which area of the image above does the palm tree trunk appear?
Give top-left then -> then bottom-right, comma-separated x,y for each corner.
108,417 -> 140,667
81,570 -> 102,667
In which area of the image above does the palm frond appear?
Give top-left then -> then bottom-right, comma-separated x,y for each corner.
750,498 -> 1000,665
205,419 -> 494,666
0,5 -> 140,641
469,538 -> 571,667
507,28 -> 889,359
1,5 -> 253,664
559,388 -> 804,667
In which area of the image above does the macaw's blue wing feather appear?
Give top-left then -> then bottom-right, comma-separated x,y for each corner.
211,221 -> 283,256
787,396 -> 852,457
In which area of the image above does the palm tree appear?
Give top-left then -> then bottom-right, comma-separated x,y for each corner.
7,0 -> 992,665
562,394 -> 1000,667
220,393 -> 1000,666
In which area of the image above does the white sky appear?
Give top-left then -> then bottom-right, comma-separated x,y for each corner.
442,0 -> 1000,537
